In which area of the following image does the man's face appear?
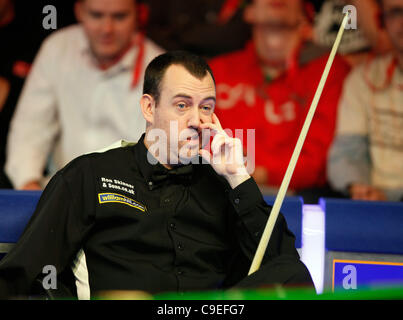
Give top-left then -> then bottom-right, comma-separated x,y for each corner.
247,0 -> 304,27
249,0 -> 305,65
383,0 -> 403,53
76,0 -> 136,64
148,65 -> 216,166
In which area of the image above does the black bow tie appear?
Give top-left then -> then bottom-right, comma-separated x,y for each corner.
150,164 -> 193,188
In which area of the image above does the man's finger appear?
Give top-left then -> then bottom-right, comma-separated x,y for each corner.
212,113 -> 223,130
211,133 -> 227,155
200,122 -> 220,134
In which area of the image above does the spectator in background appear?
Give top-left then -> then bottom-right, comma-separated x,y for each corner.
5,0 -> 163,190
142,0 -> 251,58
313,0 -> 392,66
328,0 -> 403,202
209,0 -> 350,202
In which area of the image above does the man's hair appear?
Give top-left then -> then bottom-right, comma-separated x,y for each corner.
143,51 -> 216,105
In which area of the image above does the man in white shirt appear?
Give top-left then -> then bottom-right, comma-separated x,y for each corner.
328,0 -> 403,201
5,0 -> 163,190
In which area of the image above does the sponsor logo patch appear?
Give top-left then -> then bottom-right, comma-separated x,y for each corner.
100,177 -> 135,195
98,193 -> 146,212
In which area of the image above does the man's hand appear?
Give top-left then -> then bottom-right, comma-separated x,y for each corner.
21,181 -> 42,190
349,183 -> 387,201
199,114 -> 250,189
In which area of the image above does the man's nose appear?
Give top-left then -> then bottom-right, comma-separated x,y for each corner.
101,17 -> 114,34
187,108 -> 201,128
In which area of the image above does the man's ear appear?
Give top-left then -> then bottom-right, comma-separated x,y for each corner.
140,94 -> 156,124
74,1 -> 84,23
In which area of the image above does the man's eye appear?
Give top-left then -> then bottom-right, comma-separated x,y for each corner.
177,103 -> 187,110
89,11 -> 103,19
113,13 -> 128,21
201,105 -> 213,112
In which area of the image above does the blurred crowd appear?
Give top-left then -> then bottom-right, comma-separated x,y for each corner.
0,0 -> 402,203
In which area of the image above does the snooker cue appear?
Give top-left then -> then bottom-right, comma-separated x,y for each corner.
248,13 -> 350,276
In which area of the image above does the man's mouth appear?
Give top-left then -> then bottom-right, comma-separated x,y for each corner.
98,37 -> 116,45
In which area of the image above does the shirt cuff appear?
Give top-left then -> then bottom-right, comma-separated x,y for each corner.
227,177 -> 264,216
5,161 -> 43,189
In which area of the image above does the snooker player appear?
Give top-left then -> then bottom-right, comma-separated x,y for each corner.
0,51 -> 313,299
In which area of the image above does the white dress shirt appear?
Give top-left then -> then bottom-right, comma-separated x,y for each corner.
6,24 -> 163,188
328,54 -> 403,200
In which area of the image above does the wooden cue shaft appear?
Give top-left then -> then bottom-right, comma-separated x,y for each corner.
248,13 -> 349,276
